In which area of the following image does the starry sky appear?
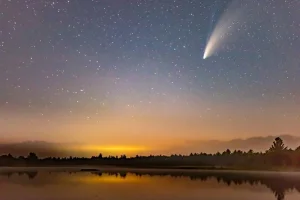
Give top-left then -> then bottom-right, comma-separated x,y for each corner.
1,0 -> 300,155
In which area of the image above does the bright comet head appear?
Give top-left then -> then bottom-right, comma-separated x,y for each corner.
203,49 -> 209,59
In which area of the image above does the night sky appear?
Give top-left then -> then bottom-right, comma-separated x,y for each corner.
1,0 -> 299,154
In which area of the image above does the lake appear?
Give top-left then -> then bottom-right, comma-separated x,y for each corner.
1,168 -> 300,200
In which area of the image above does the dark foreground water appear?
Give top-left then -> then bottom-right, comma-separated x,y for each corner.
1,168 -> 300,200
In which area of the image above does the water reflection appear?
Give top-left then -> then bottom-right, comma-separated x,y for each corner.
1,169 -> 300,200
0,171 -> 38,179
92,170 -> 300,200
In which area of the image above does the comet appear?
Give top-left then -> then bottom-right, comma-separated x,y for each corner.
203,1 -> 245,59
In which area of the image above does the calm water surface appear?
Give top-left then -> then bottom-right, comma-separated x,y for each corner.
1,168 -> 300,200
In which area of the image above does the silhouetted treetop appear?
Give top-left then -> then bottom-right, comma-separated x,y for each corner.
268,137 -> 287,153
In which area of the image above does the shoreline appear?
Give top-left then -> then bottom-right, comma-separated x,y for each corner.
1,166 -> 300,174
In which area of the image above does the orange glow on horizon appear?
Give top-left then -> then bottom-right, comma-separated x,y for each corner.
72,145 -> 148,155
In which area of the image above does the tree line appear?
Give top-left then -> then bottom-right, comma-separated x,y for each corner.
1,137 -> 300,169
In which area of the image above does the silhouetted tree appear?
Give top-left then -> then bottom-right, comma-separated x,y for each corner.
268,137 -> 287,153
267,137 -> 289,166
27,152 -> 38,161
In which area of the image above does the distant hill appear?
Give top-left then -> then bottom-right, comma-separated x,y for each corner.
0,141 -> 69,158
170,135 -> 300,154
